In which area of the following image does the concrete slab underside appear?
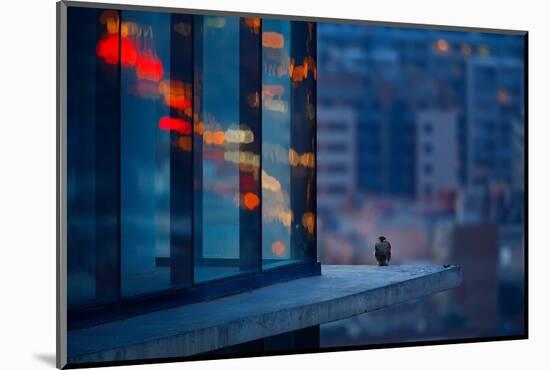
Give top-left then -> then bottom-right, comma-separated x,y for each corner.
68,264 -> 461,364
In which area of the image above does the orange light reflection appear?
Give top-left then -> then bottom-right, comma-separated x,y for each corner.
243,192 -> 260,210
271,241 -> 286,256
302,212 -> 315,234
262,32 -> 284,49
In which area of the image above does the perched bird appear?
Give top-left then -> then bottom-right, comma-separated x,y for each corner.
374,236 -> 391,266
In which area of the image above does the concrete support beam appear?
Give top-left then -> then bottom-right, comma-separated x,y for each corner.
68,264 -> 461,364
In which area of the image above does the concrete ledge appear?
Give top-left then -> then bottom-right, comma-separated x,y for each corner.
68,264 -> 461,364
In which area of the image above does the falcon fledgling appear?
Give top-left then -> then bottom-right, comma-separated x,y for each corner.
374,236 -> 391,266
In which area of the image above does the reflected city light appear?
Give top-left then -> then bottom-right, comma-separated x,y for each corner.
121,21 -> 139,37
164,95 -> 191,110
205,17 -> 226,28
244,18 -> 261,34
120,38 -> 139,66
288,149 -> 315,168
159,79 -> 191,110
271,240 -> 286,256
263,84 -> 285,98
304,56 -> 317,80
177,136 -> 192,151
263,98 -> 288,113
264,203 -> 293,228
96,34 -> 119,64
262,170 -> 282,192
223,150 -> 260,170
99,10 -> 119,33
96,35 -> 138,66
158,117 -> 192,135
299,152 -> 315,168
158,79 -> 191,110
262,32 -> 285,49
289,148 -> 300,167
302,212 -> 315,234
292,65 -> 305,82
289,56 -> 317,82
436,39 -> 449,53
225,128 -> 254,144
136,50 -> 164,81
194,121 -> 204,135
204,130 -> 225,145
97,15 -> 164,86
203,128 -> 255,145
242,192 -> 260,210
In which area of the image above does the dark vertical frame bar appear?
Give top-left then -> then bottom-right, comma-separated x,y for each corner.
239,17 -> 262,272
94,8 -> 121,302
192,15 -> 204,283
290,21 -> 317,261
169,13 -> 194,286
310,22 -> 317,262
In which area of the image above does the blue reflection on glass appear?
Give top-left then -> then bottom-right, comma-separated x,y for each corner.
120,11 -> 172,297
194,16 -> 256,282
262,20 -> 294,269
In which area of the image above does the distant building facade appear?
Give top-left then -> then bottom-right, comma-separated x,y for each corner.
317,24 -> 525,201
466,55 -> 525,188
415,110 -> 459,202
317,107 -> 357,211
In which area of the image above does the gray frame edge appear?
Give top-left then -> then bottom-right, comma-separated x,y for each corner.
61,0 -> 527,35
57,1 -> 68,369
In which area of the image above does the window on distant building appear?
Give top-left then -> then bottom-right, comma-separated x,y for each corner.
423,142 -> 433,154
423,163 -> 433,175
423,122 -> 433,134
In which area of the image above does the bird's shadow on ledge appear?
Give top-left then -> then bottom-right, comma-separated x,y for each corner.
34,353 -> 56,367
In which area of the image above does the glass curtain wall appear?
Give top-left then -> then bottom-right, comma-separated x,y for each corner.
193,16 -> 262,283
67,7 -> 120,309
261,20 -> 317,269
66,9 -> 315,310
119,11 -> 194,297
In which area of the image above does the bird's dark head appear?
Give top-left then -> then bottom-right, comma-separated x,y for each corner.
378,236 -> 386,242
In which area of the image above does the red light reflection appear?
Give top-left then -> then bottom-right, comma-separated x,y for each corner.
96,34 -> 118,65
96,35 -> 138,66
136,51 -> 163,82
243,192 -> 260,210
165,95 -> 191,110
158,117 -> 192,135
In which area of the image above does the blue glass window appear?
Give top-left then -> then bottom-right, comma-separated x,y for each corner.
193,16 -> 262,283
262,20 -> 317,269
66,9 -> 316,310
